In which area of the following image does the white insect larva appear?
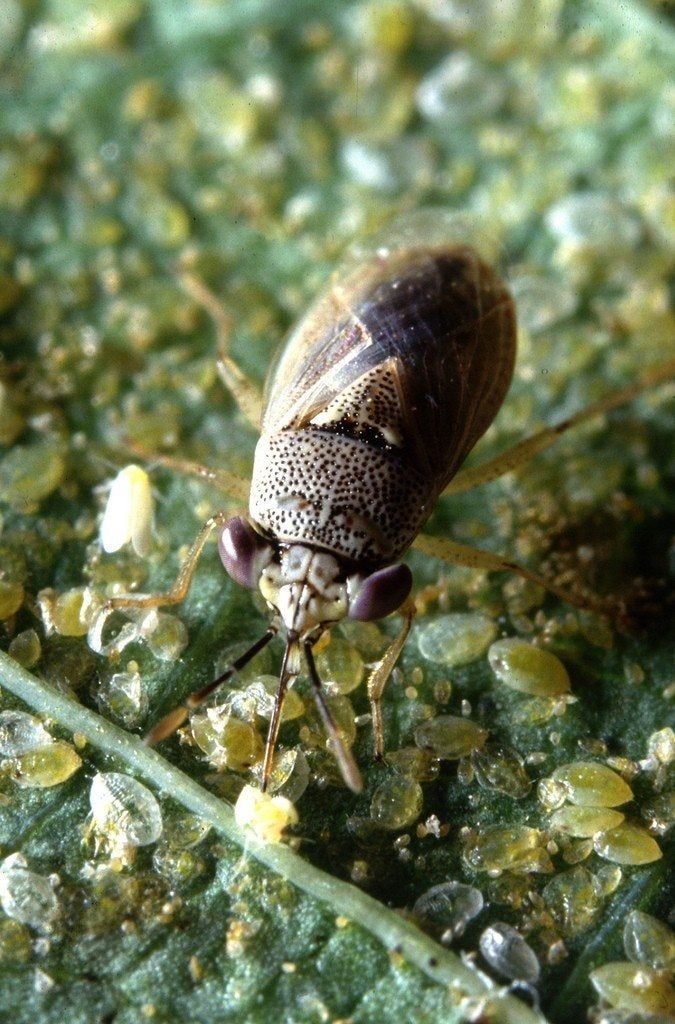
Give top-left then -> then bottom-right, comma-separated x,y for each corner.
89,771 -> 163,859
100,464 -> 154,557
0,853 -> 60,932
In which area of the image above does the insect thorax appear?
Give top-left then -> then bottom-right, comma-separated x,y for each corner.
249,426 -> 431,565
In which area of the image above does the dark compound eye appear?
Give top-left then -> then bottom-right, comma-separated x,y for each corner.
348,563 -> 412,621
218,517 -> 273,590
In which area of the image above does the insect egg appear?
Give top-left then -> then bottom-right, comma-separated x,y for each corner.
623,910 -> 675,971
478,922 -> 540,983
550,762 -> 633,808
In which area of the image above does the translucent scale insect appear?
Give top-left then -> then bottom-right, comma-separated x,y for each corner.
97,211 -> 675,794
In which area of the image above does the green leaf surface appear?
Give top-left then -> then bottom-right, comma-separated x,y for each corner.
0,1 -> 673,1023
0,650 -> 541,1024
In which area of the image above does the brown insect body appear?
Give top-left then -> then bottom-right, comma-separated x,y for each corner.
251,243 -> 516,568
109,213 -> 673,795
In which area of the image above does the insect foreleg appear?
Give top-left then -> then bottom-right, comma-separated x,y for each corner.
102,510 -> 230,616
145,626 -> 278,745
443,357 -> 675,497
366,597 -> 416,761
412,534 -> 607,614
178,272 -> 263,430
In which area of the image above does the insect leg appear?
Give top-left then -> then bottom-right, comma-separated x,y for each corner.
305,642 -> 363,793
145,626 -> 278,745
178,272 -> 263,430
412,534 -> 607,614
366,598 -> 416,761
101,510 -> 229,617
123,442 -> 250,504
261,638 -> 296,792
443,357 -> 675,497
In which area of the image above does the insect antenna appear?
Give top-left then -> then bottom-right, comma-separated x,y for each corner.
145,626 -> 277,746
304,642 -> 364,794
261,636 -> 297,792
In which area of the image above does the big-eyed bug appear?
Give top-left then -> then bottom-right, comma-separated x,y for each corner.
98,211 -> 675,793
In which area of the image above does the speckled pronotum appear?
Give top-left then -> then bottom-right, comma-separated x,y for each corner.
95,211 -> 675,793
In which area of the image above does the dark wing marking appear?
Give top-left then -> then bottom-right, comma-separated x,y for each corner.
263,245 -> 516,493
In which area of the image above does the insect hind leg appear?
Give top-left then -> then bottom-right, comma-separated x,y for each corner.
412,534 -> 607,615
443,357 -> 675,497
177,272 -> 263,431
146,626 -> 277,746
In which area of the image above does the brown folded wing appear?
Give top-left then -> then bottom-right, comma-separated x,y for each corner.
263,241 -> 516,498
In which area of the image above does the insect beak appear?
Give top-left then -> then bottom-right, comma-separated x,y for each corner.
284,631 -> 302,676
260,631 -> 363,795
260,636 -> 298,792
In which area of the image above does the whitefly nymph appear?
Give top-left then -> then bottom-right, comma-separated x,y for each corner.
98,211 -> 675,794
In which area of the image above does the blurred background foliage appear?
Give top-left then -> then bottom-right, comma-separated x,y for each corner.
0,1 -> 673,1022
